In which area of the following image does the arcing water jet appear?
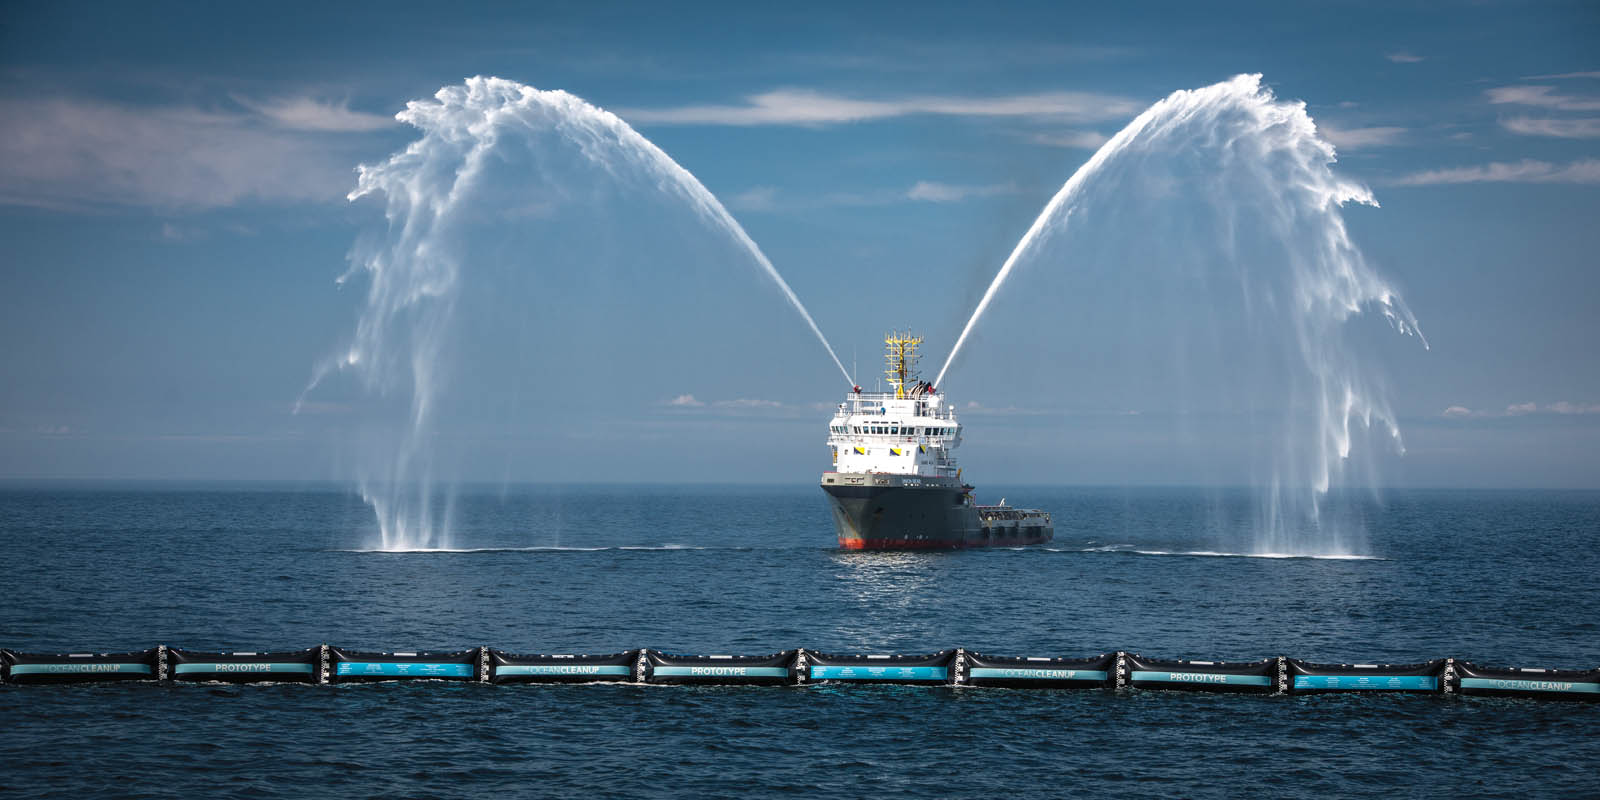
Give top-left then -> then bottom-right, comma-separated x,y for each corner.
306,77 -> 850,549
936,74 -> 1425,554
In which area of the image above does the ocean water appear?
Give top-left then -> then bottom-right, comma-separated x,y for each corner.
1,484 -> 1596,797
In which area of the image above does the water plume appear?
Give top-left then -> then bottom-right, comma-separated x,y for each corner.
937,74 -> 1425,555
304,76 -> 849,550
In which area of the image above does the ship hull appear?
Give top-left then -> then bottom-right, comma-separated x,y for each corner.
821,473 -> 1052,550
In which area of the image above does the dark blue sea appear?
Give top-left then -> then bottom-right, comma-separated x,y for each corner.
1,484 -> 1596,798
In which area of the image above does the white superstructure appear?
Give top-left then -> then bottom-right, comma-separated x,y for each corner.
825,333 -> 963,479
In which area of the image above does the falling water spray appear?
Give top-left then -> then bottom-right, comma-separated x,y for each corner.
936,74 -> 1426,554
304,77 -> 850,550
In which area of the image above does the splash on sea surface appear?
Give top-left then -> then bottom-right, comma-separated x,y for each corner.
936,74 -> 1425,556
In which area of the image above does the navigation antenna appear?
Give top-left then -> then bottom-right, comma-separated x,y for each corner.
884,331 -> 922,399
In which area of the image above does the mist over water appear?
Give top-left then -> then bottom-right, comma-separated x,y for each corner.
303,77 -> 849,550
937,74 -> 1425,555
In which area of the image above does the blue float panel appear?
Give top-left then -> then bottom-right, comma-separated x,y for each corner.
335,662 -> 475,678
969,667 -> 1109,681
8,663 -> 153,676
1294,675 -> 1436,690
652,666 -> 789,678
809,665 -> 947,681
1459,678 -> 1600,695
1130,670 -> 1273,687
494,664 -> 631,677
174,663 -> 315,676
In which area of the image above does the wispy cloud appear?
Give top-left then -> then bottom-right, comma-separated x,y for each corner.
1319,124 -> 1407,149
232,95 -> 395,132
726,186 -> 778,212
1386,52 -> 1424,63
904,180 -> 1018,203
1395,158 -> 1600,186
1485,85 -> 1600,111
713,398 -> 785,409
665,394 -> 706,407
1500,116 -> 1600,138
0,95 -> 380,210
1442,401 -> 1600,418
1029,130 -> 1109,149
617,88 -> 1141,127
1520,71 -> 1600,80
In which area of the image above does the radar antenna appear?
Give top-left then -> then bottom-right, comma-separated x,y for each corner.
883,331 -> 923,399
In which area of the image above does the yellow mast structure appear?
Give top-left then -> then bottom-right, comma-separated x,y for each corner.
884,331 -> 922,399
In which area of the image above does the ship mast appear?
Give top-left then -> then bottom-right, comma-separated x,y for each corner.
883,331 -> 922,399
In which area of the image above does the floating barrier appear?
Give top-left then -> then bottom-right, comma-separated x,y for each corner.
169,647 -> 322,684
488,649 -> 638,684
802,649 -> 957,685
1287,658 -> 1446,694
1125,654 -> 1281,693
329,647 -> 481,683
1,647 -> 163,684
3,645 -> 1594,702
964,652 -> 1116,689
1454,661 -> 1600,701
645,649 -> 797,686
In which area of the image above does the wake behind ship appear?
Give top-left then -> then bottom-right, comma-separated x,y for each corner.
820,333 -> 1052,550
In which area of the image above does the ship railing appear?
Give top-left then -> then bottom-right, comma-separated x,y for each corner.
838,394 -> 959,420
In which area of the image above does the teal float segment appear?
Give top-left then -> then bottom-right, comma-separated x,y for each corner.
652,666 -> 788,678
174,663 -> 314,675
495,664 -> 631,677
1294,675 -> 1436,690
1460,678 -> 1600,694
8,663 -> 152,675
809,665 -> 947,680
1130,670 -> 1272,686
969,668 -> 1108,681
335,662 -> 474,677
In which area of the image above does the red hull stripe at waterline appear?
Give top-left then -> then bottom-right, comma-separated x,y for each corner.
838,537 -> 1052,550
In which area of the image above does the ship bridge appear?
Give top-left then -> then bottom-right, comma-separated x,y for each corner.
825,332 -> 964,479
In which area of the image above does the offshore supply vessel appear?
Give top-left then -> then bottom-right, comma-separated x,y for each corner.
820,333 -> 1053,550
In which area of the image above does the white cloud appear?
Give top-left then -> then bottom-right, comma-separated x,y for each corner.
904,180 -> 1017,203
0,96 -> 369,210
666,394 -> 705,407
1386,52 -> 1424,63
617,88 -> 1141,126
1395,158 -> 1600,186
1521,71 -> 1600,80
1319,124 -> 1407,149
714,398 -> 785,409
726,186 -> 778,212
1441,402 -> 1600,418
232,95 -> 395,132
1500,116 -> 1600,138
1030,130 -> 1109,149
1548,401 -> 1600,415
1485,85 -> 1600,111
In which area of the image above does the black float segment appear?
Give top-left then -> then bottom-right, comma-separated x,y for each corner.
1287,658 -> 1447,694
803,649 -> 957,685
644,649 -> 797,685
1124,655 -> 1279,693
488,649 -> 638,684
1,648 -> 162,685
327,647 -> 481,683
963,652 -> 1117,689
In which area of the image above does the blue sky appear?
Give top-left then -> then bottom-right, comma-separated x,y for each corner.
0,1 -> 1596,488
